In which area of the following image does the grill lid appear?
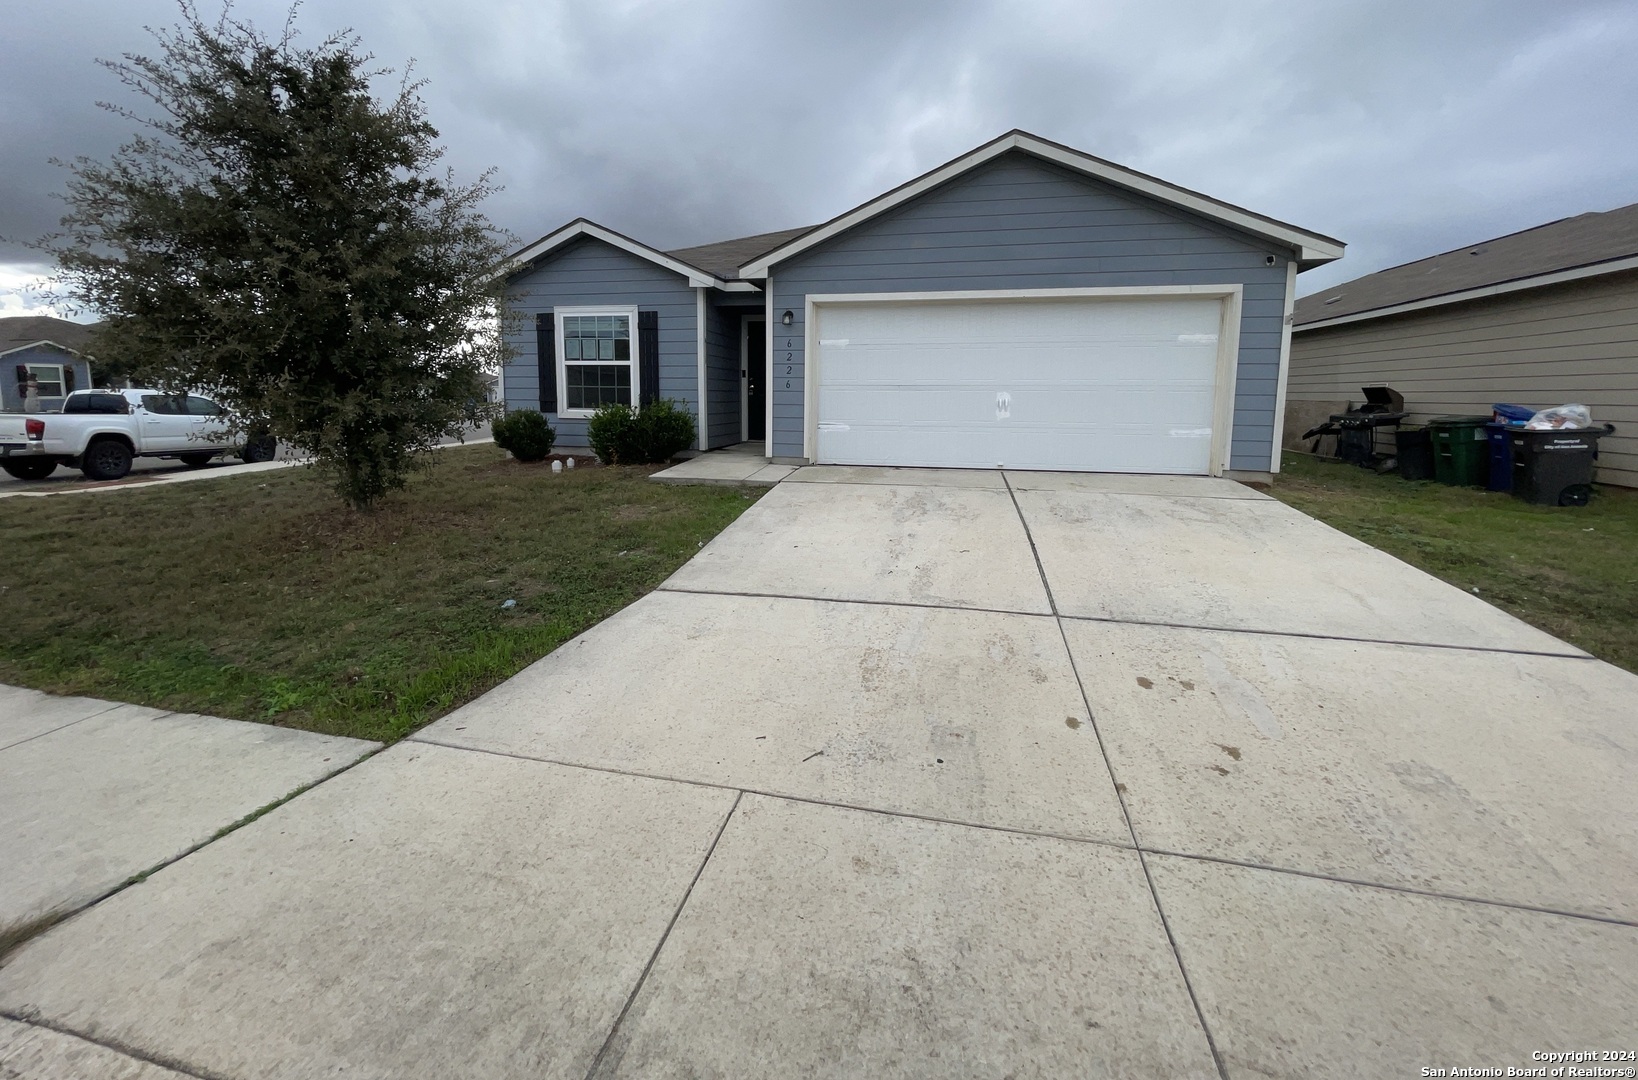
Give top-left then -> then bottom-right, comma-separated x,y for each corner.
1358,385 -> 1405,413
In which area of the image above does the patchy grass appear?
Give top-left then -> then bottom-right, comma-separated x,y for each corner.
0,446 -> 762,742
1272,452 -> 1638,673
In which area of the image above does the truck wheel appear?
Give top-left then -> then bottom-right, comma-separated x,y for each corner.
81,438 -> 134,481
1,458 -> 58,481
240,436 -> 276,463
179,452 -> 215,468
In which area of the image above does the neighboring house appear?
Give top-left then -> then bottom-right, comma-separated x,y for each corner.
0,317 -> 96,413
1286,202 -> 1638,488
499,130 -> 1344,477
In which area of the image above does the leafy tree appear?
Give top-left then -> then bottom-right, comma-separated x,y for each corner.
45,4 -> 511,508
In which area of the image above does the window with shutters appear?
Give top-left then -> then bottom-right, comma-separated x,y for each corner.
25,363 -> 66,399
556,307 -> 638,417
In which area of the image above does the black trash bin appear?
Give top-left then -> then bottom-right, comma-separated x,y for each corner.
1509,424 -> 1616,506
1395,427 -> 1434,481
1484,422 -> 1514,492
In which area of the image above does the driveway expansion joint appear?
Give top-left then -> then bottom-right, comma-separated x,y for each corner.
0,737 -> 384,965
583,790 -> 744,1080
0,700 -> 129,754
1058,612 -> 1595,660
0,1011 -> 223,1080
1002,471 -> 1231,1080
653,587 -> 1592,664
655,584 -> 1051,619
408,737 -> 1142,853
1141,848 -> 1638,929
415,640 -> 1634,930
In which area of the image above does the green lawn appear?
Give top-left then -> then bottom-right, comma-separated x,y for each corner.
1271,452 -> 1638,673
0,446 -> 761,742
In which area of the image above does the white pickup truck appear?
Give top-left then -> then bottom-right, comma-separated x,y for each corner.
0,388 -> 276,481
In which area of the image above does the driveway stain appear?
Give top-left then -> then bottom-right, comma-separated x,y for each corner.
1200,650 -> 1284,741
1215,743 -> 1242,761
1064,716 -> 1081,730
1136,676 -> 1154,689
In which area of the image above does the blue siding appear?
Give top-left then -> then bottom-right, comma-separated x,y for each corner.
769,151 -> 1295,471
2,344 -> 94,413
502,237 -> 698,448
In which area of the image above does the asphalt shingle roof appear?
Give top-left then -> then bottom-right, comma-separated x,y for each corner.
1295,201 -> 1638,326
0,315 -> 98,355
665,226 -> 816,280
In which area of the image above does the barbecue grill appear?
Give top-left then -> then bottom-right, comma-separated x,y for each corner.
1301,386 -> 1408,467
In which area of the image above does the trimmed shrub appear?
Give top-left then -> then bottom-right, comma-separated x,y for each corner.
492,409 -> 556,462
635,399 -> 697,463
586,399 -> 697,465
586,402 -> 639,465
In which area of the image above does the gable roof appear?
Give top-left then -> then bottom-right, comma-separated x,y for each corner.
666,227 -> 815,280
504,218 -> 731,288
0,315 -> 98,357
737,129 -> 1345,278
1294,201 -> 1638,331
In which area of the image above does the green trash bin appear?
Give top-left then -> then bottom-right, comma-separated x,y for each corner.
1428,415 -> 1490,486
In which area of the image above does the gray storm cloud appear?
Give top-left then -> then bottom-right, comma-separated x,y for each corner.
2,0 -> 1634,317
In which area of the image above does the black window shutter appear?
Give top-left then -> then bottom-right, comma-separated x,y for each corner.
536,312 -> 556,413
638,310 -> 659,408
64,366 -> 76,393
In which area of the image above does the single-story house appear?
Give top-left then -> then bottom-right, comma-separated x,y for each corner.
499,130 -> 1344,477
0,316 -> 96,413
1286,202 -> 1638,488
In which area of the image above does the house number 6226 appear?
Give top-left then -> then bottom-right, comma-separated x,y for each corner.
785,340 -> 793,388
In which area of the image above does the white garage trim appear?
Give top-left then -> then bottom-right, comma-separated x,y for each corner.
1269,259 -> 1299,474
765,270 -> 776,459
695,286 -> 708,451
802,285 -> 1244,475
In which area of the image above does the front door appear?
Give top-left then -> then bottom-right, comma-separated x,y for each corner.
745,319 -> 766,442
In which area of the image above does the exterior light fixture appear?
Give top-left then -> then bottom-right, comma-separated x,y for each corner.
781,310 -> 794,326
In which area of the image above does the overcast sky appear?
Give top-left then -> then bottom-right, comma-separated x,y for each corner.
3,0 -> 1635,319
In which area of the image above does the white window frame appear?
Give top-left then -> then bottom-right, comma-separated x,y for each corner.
555,305 -> 640,419
26,363 -> 66,399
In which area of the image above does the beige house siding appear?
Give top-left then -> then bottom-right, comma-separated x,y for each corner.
1287,268 -> 1638,488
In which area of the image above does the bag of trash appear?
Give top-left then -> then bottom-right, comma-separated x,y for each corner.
1525,404 -> 1592,430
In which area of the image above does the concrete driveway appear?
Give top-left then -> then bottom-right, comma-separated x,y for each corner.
2,467 -> 1635,1078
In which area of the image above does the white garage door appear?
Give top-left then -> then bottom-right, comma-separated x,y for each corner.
813,295 -> 1229,474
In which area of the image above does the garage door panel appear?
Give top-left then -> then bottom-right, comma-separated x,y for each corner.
822,345 -> 1219,388
815,296 -> 1226,475
820,421 -> 1213,473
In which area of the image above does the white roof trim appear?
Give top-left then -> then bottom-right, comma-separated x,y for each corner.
1294,253 -> 1638,332
0,339 -> 88,360
738,131 -> 1345,278
505,219 -> 724,289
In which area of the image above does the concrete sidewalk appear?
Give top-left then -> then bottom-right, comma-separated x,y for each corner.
0,685 -> 378,947
2,467 -> 1634,1078
649,442 -> 795,486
